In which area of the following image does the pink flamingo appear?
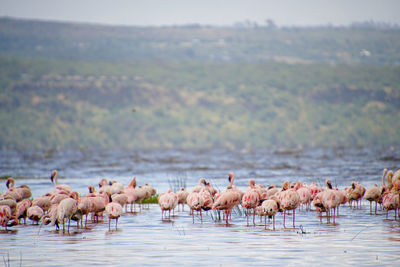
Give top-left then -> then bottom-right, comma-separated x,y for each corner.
241,179 -> 261,226
27,205 -> 44,224
212,172 -> 241,225
105,202 -> 123,230
335,188 -> 348,215
77,192 -> 95,228
32,194 -> 52,213
158,189 -> 178,220
260,196 -> 281,230
296,181 -> 312,210
90,191 -> 110,223
322,180 -> 340,223
391,169 -> 400,191
203,181 -> 218,197
364,184 -> 381,215
186,191 -> 203,223
111,193 -> 128,209
278,181 -> 300,228
57,192 -> 79,233
309,182 -> 323,200
142,183 -> 157,209
176,187 -> 189,211
0,196 -> 17,218
15,199 -> 32,224
313,191 -> 327,222
50,170 -> 72,193
191,178 -> 206,193
0,205 -> 13,230
381,170 -> 399,219
347,181 -> 365,209
4,177 -> 32,201
124,177 -> 138,212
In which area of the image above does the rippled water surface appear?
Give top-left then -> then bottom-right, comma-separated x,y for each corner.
1,147 -> 400,266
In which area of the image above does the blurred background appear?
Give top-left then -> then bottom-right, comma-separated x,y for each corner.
1,0 -> 399,150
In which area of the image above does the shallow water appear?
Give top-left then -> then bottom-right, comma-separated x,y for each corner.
1,147 -> 400,266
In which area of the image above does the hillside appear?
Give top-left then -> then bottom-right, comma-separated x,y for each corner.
0,18 -> 399,149
1,17 -> 400,64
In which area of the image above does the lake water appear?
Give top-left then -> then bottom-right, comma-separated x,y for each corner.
1,147 -> 400,266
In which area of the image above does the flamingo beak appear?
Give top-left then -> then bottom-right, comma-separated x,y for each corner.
6,180 -> 10,188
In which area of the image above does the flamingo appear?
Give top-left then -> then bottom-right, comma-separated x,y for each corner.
158,189 -> 178,220
42,203 -> 59,229
296,182 -> 312,210
135,185 -> 150,212
382,189 -> 399,219
309,182 -> 323,200
277,181 -> 300,228
313,191 -> 327,222
381,170 -> 399,219
142,183 -> 157,197
15,199 -> 32,224
27,205 -> 44,224
391,169 -> 400,191
77,195 -> 95,228
32,194 -> 52,213
200,187 -> 214,213
98,178 -> 112,195
57,192 -> 79,233
176,187 -> 189,211
124,177 -> 138,212
191,178 -> 206,193
364,184 -> 381,214
322,180 -> 340,223
90,191 -> 110,222
260,196 -> 281,230
347,181 -> 365,209
241,179 -> 261,226
212,172 -> 241,225
109,180 -> 124,195
142,183 -> 157,208
50,170 -> 72,193
186,191 -> 203,223
335,188 -> 348,215
4,177 -> 32,201
111,193 -> 128,209
0,196 -> 17,215
203,181 -> 218,197
105,202 -> 123,230
0,205 -> 13,230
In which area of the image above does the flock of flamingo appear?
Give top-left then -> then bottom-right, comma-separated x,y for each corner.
0,168 -> 399,233
160,169 -> 400,229
0,170 -> 156,232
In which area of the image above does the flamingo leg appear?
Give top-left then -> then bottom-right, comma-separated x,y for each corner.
116,218 -> 118,230
283,210 -> 286,228
264,215 -> 267,230
273,215 -> 276,230
253,210 -> 256,226
293,209 -> 295,228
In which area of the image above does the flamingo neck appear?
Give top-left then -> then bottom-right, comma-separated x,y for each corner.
382,168 -> 387,188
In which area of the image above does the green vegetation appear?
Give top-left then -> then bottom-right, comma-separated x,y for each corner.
142,195 -> 159,204
0,18 -> 399,149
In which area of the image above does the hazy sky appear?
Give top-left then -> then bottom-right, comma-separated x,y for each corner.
0,0 -> 399,27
